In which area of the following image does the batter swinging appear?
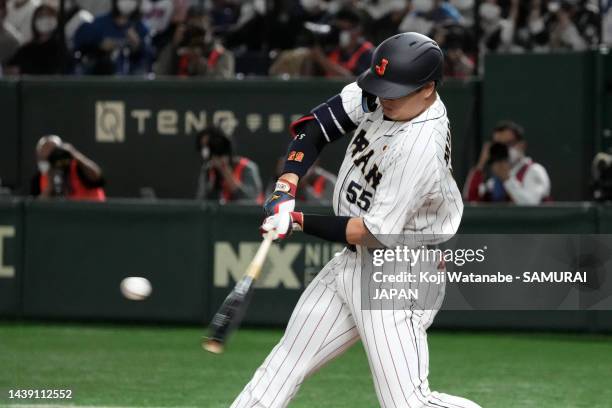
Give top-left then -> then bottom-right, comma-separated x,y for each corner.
231,32 -> 481,408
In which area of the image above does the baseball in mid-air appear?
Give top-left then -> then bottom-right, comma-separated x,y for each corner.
120,277 -> 152,301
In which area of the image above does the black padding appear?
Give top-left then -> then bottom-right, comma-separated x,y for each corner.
311,102 -> 344,142
327,94 -> 357,133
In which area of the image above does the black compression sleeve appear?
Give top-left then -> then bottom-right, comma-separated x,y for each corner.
302,214 -> 351,244
282,118 -> 327,177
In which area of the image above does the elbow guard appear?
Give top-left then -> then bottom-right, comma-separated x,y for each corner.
283,93 -> 358,177
310,94 -> 358,142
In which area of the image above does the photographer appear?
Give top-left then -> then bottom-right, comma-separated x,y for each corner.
195,127 -> 262,204
308,7 -> 373,78
32,135 -> 106,201
154,5 -> 234,78
464,121 -> 550,205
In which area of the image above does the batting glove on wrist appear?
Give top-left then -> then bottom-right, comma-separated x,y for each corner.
260,211 -> 303,241
263,178 -> 297,216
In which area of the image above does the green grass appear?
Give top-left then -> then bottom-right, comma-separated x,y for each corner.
1,323 -> 611,407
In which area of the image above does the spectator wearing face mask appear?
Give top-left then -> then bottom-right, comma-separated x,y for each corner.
464,121 -> 551,205
310,7 -> 373,78
0,0 -> 23,69
154,5 -> 234,78
6,0 -> 39,43
195,127 -> 263,204
7,2 -> 69,75
73,0 -> 151,75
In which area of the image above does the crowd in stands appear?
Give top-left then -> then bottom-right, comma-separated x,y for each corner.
0,0 -> 605,78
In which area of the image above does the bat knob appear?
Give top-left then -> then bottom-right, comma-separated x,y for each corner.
202,338 -> 224,354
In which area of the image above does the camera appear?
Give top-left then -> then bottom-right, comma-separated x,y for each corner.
487,142 -> 509,165
47,147 -> 73,196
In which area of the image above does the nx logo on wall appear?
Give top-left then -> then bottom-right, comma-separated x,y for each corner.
95,100 -> 241,143
214,242 -> 344,289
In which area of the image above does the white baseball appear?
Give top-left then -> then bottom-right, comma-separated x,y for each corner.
120,277 -> 152,301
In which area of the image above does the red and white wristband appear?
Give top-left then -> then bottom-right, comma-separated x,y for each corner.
275,178 -> 297,196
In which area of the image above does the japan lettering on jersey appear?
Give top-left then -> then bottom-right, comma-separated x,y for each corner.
331,82 -> 463,246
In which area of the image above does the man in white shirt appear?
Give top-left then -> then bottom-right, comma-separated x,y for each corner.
464,120 -> 551,205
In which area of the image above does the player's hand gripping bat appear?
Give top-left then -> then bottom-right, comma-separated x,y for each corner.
202,236 -> 273,354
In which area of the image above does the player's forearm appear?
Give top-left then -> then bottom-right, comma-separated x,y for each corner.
298,214 -> 375,247
279,173 -> 299,186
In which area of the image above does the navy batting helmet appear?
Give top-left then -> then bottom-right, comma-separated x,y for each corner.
357,32 -> 443,100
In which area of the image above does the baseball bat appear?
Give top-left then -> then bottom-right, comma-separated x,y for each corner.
202,236 -> 273,354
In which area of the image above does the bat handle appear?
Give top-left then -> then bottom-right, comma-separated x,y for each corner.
245,236 -> 273,279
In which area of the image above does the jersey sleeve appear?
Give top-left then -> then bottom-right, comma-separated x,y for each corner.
339,81 -> 365,128
363,136 -> 439,246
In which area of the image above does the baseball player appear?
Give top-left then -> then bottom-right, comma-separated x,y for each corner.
231,32 -> 481,408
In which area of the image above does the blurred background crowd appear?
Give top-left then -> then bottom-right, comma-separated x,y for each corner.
2,0 -> 611,208
0,0 -> 607,78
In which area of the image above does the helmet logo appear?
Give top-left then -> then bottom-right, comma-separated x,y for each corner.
375,58 -> 389,76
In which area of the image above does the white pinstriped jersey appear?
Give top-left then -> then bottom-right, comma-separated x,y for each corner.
332,82 -> 463,245
231,83 -> 482,408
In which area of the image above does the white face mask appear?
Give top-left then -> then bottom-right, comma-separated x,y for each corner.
117,0 -> 139,16
38,161 -> 50,173
35,16 -> 57,34
201,146 -> 210,161
412,0 -> 432,13
508,147 -> 523,165
479,2 -> 501,22
339,30 -> 351,48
